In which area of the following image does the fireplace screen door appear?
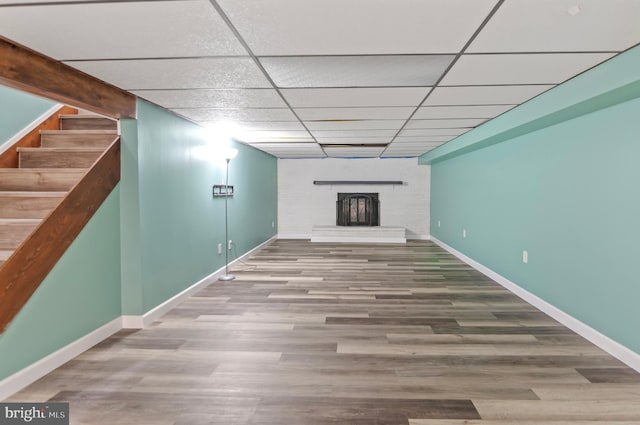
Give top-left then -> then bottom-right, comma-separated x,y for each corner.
336,193 -> 379,226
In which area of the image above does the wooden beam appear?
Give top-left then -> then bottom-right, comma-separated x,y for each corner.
0,36 -> 136,119
0,105 -> 77,168
0,138 -> 121,333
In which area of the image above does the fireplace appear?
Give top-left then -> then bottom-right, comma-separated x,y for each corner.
336,193 -> 379,226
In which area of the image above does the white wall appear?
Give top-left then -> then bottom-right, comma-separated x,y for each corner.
278,158 -> 430,239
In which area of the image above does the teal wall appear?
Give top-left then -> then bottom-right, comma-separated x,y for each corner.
0,187 -> 122,380
122,99 -> 277,313
0,85 -> 56,145
425,46 -> 640,353
0,96 -> 277,383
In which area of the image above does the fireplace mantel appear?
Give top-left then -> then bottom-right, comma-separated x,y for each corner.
313,180 -> 403,185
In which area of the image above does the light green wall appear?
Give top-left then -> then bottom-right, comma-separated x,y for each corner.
0,98 -> 277,382
124,99 -> 277,313
119,118 -> 143,315
427,46 -> 640,354
0,187 -> 122,380
0,97 -> 277,384
0,86 -> 56,145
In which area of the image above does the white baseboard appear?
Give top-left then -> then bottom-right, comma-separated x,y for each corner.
0,317 -> 121,401
123,235 -> 278,329
431,236 -> 640,373
121,315 -> 144,329
407,234 -> 431,240
0,104 -> 62,156
277,233 -> 311,240
0,236 -> 277,400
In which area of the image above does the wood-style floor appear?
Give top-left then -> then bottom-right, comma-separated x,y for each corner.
8,240 -> 640,424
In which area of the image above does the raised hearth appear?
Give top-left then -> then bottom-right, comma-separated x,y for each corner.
311,225 -> 406,244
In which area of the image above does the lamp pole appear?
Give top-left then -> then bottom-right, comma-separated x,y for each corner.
219,156 -> 235,281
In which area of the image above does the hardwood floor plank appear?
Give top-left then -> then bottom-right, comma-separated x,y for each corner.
6,240 -> 640,424
337,342 -> 608,357
473,400 -> 640,420
532,383 -> 640,400
251,397 -> 480,424
386,333 -> 538,344
575,367 -> 640,383
410,421 -> 640,425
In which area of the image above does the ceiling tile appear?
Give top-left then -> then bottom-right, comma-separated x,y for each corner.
387,142 -> 446,151
172,108 -> 297,122
393,136 -> 456,143
399,128 -> 469,137
296,107 -> 414,121
277,154 -> 326,158
248,142 -> 320,149
248,137 -> 316,144
324,147 -> 386,158
241,129 -> 314,144
469,0 -> 640,53
441,53 -> 615,85
0,1 -> 245,60
383,150 -> 441,155
386,145 -> 441,151
132,89 -> 285,109
68,58 -> 271,90
259,55 -> 454,88
310,130 -> 398,138
242,130 -> 312,139
280,87 -> 430,107
413,105 -> 515,119
316,137 -> 393,145
304,120 -> 407,131
251,143 -> 326,158
236,122 -> 307,131
218,0 -> 499,55
424,85 -> 554,106
383,147 -> 433,154
382,148 -> 434,157
403,119 -> 486,128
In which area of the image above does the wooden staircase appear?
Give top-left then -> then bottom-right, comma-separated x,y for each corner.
0,114 -> 118,268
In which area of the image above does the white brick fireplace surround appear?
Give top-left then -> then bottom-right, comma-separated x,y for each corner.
277,158 -> 430,240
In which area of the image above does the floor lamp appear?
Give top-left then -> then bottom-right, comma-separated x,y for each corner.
219,148 -> 238,281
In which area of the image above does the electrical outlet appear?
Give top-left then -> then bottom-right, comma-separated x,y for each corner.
228,240 -> 233,250
522,250 -> 528,264
272,221 -> 275,228
463,228 -> 467,238
217,243 -> 222,254
437,220 -> 441,228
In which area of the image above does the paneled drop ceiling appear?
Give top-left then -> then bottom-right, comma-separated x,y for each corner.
1,0 -> 639,159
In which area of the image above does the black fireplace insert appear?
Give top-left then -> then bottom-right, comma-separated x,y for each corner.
336,193 -> 379,226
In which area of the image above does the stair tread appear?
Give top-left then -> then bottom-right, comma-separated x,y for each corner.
0,218 -> 41,224
17,147 -> 105,151
40,130 -> 118,134
58,114 -> 114,119
0,191 -> 67,197
0,168 -> 87,172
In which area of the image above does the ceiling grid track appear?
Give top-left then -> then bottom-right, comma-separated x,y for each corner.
379,0 -> 507,157
0,0 -> 637,158
207,0 -> 328,158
